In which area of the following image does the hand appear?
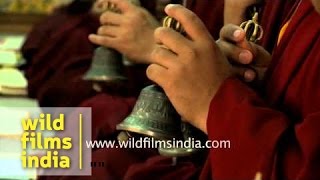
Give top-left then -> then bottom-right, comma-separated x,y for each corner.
89,0 -> 160,64
217,24 -> 271,83
147,5 -> 235,134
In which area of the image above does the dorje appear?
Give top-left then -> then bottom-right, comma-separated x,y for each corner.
240,12 -> 264,43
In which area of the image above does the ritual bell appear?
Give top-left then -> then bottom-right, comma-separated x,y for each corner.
116,85 -> 183,140
117,17 -> 206,158
116,15 -> 187,140
84,0 -> 142,83
83,47 -> 127,82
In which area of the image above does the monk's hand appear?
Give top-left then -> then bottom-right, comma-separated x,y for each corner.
89,0 -> 159,63
147,5 -> 234,134
216,24 -> 271,83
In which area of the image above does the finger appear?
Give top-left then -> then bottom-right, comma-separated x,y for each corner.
220,24 -> 246,43
164,4 -> 211,41
146,64 -> 170,87
250,44 -> 271,67
220,24 -> 252,50
151,45 -> 179,68
88,34 -> 116,47
243,69 -> 257,82
233,67 -> 256,82
97,26 -> 119,37
100,11 -> 124,25
217,39 -> 253,64
154,27 -> 190,55
107,0 -> 134,13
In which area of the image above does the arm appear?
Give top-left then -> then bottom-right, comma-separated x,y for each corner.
147,4 -> 320,180
207,77 -> 320,180
89,0 -> 160,64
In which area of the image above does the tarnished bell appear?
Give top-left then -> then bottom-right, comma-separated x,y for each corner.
83,47 -> 127,82
116,16 -> 186,141
158,122 -> 206,157
116,85 -> 183,140
84,0 -> 141,82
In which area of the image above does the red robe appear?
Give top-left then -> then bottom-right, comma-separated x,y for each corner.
203,0 -> 320,179
187,0 -> 224,39
21,9 -> 100,107
259,0 -> 299,52
38,0 -> 223,179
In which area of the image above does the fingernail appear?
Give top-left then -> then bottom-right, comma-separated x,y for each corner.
88,34 -> 94,38
239,50 -> 253,64
244,70 -> 256,82
165,4 -> 175,12
233,30 -> 242,38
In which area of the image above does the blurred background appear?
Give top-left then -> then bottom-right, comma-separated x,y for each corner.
0,1 -> 73,179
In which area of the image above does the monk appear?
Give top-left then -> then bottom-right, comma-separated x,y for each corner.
42,0 -> 300,179
21,0 -> 99,107
36,0 -> 225,179
146,0 -> 320,179
89,0 -> 224,63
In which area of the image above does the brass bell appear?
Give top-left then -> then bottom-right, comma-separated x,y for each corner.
116,16 -> 186,140
83,47 -> 127,82
116,85 -> 183,140
158,122 -> 207,157
240,12 -> 263,43
84,0 -> 142,82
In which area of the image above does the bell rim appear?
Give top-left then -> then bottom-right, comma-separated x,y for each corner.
158,147 -> 201,157
116,123 -> 180,140
82,75 -> 127,82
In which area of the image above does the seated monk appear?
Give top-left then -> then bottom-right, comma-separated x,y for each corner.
37,0 -> 225,179
21,0 -> 100,107
40,0 -> 301,179
77,0 -> 179,142
20,0 -> 163,107
146,0 -> 320,179
86,0 -> 226,146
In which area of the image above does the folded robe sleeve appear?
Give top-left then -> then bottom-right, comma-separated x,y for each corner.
207,77 -> 320,180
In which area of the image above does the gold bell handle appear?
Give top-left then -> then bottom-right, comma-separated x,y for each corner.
240,12 -> 264,43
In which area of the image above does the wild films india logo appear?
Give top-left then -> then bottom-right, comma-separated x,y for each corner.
19,107 -> 92,176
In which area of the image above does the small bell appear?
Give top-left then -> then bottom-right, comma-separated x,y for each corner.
83,47 -> 127,82
116,85 -> 183,139
84,0 -> 142,82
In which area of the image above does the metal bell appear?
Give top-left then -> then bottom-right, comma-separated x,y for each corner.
83,47 -> 127,82
116,85 -> 183,140
117,16 -> 187,140
84,0 -> 143,82
158,122 -> 207,157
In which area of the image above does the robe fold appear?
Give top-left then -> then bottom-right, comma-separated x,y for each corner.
259,0 -> 299,52
187,0 -> 224,40
202,0 -> 320,179
21,9 -> 100,106
78,93 -> 136,141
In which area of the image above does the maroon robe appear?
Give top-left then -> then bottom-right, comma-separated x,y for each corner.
259,0 -> 299,52
21,9 -> 100,106
187,0 -> 224,40
39,0 -> 224,179
202,0 -> 320,179
81,1 -> 320,179
78,93 -> 136,141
